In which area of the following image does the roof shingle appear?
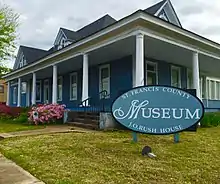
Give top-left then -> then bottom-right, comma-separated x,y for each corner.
144,0 -> 166,15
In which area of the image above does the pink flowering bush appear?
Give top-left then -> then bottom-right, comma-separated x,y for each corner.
28,104 -> 66,125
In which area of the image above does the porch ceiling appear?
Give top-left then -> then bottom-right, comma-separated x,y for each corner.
21,34 -> 220,81
145,36 -> 220,77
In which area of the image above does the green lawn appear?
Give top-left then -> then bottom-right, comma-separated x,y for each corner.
0,127 -> 220,184
0,121 -> 44,133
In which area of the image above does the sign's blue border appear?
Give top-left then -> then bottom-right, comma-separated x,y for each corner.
111,85 -> 205,135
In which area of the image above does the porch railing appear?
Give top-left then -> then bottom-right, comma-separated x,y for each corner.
79,90 -> 109,113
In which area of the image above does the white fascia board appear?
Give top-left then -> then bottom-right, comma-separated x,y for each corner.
4,10 -> 220,80
3,11 -> 142,79
155,0 -> 168,16
139,12 -> 220,52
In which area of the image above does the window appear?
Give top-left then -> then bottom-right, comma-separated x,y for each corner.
13,87 -> 17,104
0,85 -> 4,93
216,82 -> 220,100
99,64 -> 110,99
44,80 -> 49,104
206,78 -> 220,100
57,76 -> 63,101
187,70 -> 206,98
21,82 -> 27,94
171,66 -> 181,88
146,61 -> 158,85
36,81 -> 41,102
159,10 -> 168,21
64,41 -> 71,47
19,55 -> 26,68
70,73 -> 77,100
58,37 -> 66,50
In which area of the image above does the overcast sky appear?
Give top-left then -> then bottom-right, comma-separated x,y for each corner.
1,0 -> 220,67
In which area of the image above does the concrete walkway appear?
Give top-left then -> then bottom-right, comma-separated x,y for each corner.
0,154 -> 45,184
0,125 -> 93,139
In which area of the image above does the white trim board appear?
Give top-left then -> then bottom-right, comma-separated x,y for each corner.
5,29 -> 137,81
99,64 -> 110,99
155,1 -> 168,16
4,10 -> 220,80
171,65 -> 181,88
57,76 -> 63,102
43,79 -> 50,104
3,13 -> 140,80
69,72 -> 78,101
54,28 -> 68,46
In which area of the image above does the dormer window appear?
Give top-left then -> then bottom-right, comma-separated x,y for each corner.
58,37 -> 66,50
159,10 -> 168,21
64,41 -> 71,47
19,54 -> 26,68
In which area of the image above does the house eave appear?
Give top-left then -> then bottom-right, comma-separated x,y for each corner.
4,10 -> 220,80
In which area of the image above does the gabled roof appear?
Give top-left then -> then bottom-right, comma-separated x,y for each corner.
60,27 -> 80,41
54,15 -> 117,46
13,45 -> 48,70
166,0 -> 182,27
76,14 -> 117,39
144,0 -> 166,15
20,46 -> 48,64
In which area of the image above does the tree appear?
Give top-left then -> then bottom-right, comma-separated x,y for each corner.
0,65 -> 12,78
0,3 -> 19,62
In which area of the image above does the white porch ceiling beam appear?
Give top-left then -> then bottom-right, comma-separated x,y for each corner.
140,13 -> 220,51
4,10 -> 220,80
5,29 -> 137,81
140,28 -> 220,61
4,12 -> 141,79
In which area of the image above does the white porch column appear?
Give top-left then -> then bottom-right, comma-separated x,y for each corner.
82,53 -> 89,105
32,72 -> 36,105
26,81 -> 30,107
17,78 -> 21,107
52,64 -> 57,104
6,81 -> 10,106
192,52 -> 201,99
135,33 -> 145,87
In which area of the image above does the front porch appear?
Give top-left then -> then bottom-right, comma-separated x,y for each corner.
7,32 -> 220,113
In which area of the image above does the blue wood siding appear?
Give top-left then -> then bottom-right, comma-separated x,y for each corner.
9,84 -> 17,107
158,60 -> 171,85
12,56 -> 220,112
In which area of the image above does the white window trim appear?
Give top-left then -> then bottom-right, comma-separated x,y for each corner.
43,79 -> 50,104
57,76 -> 63,101
159,11 -> 168,21
21,82 -> 27,94
146,60 -> 158,85
207,77 -> 220,100
171,65 -> 181,88
70,72 -> 78,101
187,69 -> 208,99
36,80 -> 42,102
19,54 -> 26,68
13,87 -> 17,104
99,64 -> 110,99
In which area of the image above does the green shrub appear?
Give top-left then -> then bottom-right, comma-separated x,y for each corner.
201,112 -> 220,128
13,112 -> 28,124
20,107 -> 31,113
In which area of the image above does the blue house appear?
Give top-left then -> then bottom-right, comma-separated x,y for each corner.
3,0 -> 220,128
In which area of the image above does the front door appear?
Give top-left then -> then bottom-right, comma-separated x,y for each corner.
44,80 -> 50,104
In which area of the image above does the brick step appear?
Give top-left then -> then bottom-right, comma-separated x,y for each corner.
67,122 -> 99,130
77,115 -> 99,120
68,111 -> 99,116
74,118 -> 99,125
67,116 -> 99,122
